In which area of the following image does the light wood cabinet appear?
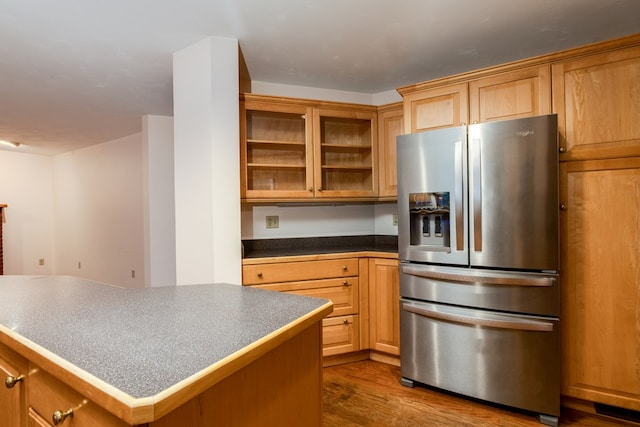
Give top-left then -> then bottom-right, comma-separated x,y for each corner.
27,365 -> 129,427
560,157 -> 640,411
468,65 -> 551,124
368,258 -> 400,357
1,342 -> 27,427
243,257 -> 362,357
377,103 -> 403,198
552,45 -> 640,161
241,94 -> 378,201
401,82 -> 468,134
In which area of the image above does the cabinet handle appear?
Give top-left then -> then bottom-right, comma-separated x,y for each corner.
342,280 -> 352,286
257,272 -> 263,278
342,265 -> 348,271
318,187 -> 323,192
52,408 -> 74,426
5,374 -> 24,388
559,147 -> 566,153
560,204 -> 567,211
308,187 -> 313,192
343,319 -> 350,325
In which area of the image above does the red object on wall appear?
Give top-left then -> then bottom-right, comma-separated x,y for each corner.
0,204 -> 5,275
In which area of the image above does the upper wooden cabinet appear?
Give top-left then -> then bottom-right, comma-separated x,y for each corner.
468,65 -> 551,124
377,103 -> 403,198
552,45 -> 640,161
401,82 -> 468,134
241,94 -> 378,201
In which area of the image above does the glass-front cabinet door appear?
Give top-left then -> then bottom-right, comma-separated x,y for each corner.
241,99 -> 314,199
313,107 -> 377,198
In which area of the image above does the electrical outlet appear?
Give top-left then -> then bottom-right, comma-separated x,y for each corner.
131,270 -> 136,279
266,215 -> 279,229
78,261 -> 82,269
393,214 -> 398,226
39,258 -> 45,266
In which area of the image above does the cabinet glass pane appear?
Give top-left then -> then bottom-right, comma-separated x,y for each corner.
245,110 -> 307,192
319,116 -> 373,191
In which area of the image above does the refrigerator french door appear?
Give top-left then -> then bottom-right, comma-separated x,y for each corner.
397,115 -> 560,427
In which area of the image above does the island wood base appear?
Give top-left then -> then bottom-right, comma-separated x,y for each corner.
150,322 -> 323,427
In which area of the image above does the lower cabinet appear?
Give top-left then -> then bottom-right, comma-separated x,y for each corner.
27,366 -> 129,427
1,342 -> 27,427
368,258 -> 400,356
242,254 -> 400,361
560,158 -> 640,411
243,257 -> 362,357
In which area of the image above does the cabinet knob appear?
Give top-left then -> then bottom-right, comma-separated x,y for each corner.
318,187 -> 323,192
308,187 -> 313,192
559,147 -> 566,153
342,280 -> 351,286
560,204 -> 567,211
343,319 -> 350,325
4,374 -> 24,389
257,272 -> 263,278
52,408 -> 74,426
342,265 -> 348,271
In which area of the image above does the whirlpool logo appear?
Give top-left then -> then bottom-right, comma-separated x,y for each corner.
516,130 -> 534,137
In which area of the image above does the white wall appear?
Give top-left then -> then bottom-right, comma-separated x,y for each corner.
142,115 -> 176,287
0,151 -> 54,274
53,133 -> 145,287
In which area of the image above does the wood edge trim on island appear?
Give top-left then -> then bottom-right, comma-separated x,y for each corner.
0,301 -> 333,425
396,32 -> 640,95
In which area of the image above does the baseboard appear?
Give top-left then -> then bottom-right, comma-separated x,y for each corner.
323,350 -> 369,367
369,350 -> 400,367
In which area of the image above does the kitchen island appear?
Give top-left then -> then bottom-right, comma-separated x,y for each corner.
0,275 -> 332,426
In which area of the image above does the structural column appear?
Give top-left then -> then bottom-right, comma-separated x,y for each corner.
172,37 -> 241,286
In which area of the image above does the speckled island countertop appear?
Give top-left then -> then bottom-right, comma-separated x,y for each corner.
0,275 -> 333,424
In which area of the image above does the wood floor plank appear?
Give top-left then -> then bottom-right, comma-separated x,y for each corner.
323,361 -> 633,427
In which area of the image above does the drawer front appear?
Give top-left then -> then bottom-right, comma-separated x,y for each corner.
28,366 -> 128,427
254,277 -> 358,317
243,258 -> 359,285
322,315 -> 359,356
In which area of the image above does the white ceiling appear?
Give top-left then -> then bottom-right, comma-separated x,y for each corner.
1,0 -> 639,156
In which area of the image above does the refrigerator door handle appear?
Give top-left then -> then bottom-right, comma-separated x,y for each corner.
471,138 -> 482,251
454,139 -> 464,251
402,301 -> 555,332
401,265 -> 556,287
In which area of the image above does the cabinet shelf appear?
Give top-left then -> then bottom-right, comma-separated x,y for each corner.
248,139 -> 306,147
322,165 -> 373,171
248,163 -> 306,169
321,143 -> 372,151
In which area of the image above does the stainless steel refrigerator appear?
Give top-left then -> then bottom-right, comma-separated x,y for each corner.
397,114 -> 560,427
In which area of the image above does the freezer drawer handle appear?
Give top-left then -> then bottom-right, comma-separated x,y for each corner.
402,265 -> 555,287
402,302 -> 554,332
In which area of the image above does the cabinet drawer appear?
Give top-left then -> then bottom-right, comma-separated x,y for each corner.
322,315 -> 359,356
243,258 -> 359,285
254,277 -> 358,317
28,366 -> 128,427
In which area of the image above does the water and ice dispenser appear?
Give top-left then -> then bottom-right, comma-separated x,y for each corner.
409,192 -> 450,250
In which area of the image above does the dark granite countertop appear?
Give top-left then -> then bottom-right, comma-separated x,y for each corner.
242,235 -> 398,258
0,275 -> 331,400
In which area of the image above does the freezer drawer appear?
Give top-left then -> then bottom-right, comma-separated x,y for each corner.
400,263 -> 559,317
400,298 -> 560,418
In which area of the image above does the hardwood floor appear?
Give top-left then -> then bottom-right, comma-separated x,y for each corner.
323,361 -> 633,427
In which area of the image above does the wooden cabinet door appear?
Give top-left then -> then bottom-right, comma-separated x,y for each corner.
402,82 -> 468,134
560,157 -> 640,410
322,315 -> 359,356
368,258 -> 400,356
469,65 -> 551,124
0,344 -> 27,427
241,97 -> 314,200
377,103 -> 403,198
313,107 -> 378,198
553,45 -> 640,161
